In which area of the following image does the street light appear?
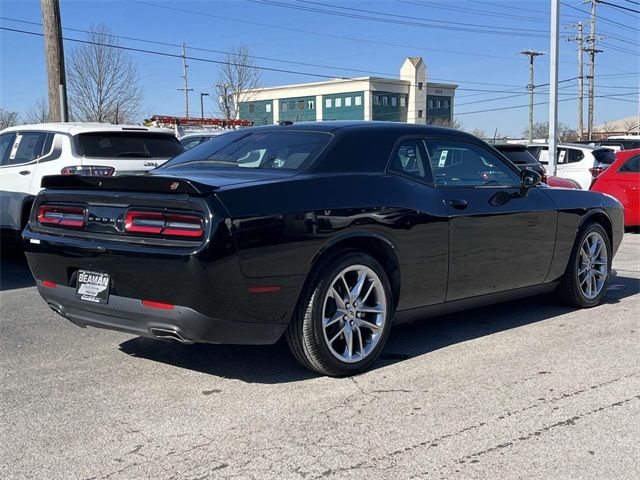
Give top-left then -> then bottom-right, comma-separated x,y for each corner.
200,92 -> 209,119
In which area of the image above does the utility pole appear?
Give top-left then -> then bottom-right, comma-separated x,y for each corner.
520,50 -> 546,142
568,22 -> 585,140
40,0 -> 68,122
585,0 -> 603,140
549,0 -> 560,177
200,92 -> 209,119
177,43 -> 193,118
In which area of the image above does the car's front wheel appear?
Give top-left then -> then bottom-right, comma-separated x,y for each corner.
286,251 -> 393,376
558,222 -> 611,307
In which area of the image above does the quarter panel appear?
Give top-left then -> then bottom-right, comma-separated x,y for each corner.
218,174 -> 450,310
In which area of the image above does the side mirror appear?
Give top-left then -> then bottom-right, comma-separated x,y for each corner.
520,169 -> 542,197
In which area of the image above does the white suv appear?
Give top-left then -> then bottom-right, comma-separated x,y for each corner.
527,143 -> 616,190
0,123 -> 184,234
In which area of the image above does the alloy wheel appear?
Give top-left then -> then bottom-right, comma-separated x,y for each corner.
321,265 -> 387,363
578,231 -> 608,300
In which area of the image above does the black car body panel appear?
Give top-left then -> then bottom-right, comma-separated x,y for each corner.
23,122 -> 624,346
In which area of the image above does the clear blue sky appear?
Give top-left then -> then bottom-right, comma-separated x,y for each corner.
1,0 -> 638,136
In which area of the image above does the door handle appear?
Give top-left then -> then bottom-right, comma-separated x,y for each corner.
19,170 -> 31,175
450,199 -> 468,210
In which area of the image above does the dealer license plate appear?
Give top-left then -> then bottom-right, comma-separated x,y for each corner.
76,270 -> 110,304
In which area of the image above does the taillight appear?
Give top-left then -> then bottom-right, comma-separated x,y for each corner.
124,210 -> 204,238
589,167 -> 604,178
37,205 -> 85,227
124,211 -> 164,234
61,165 -> 115,176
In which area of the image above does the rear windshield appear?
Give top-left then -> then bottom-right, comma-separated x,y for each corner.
160,130 -> 332,171
496,148 -> 539,166
592,148 -> 616,166
77,132 -> 184,159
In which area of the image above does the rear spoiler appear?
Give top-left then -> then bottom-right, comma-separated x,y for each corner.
40,174 -> 216,195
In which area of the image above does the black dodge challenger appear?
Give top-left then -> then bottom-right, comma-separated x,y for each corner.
23,122 -> 624,376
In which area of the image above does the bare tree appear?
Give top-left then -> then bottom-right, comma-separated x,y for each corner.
469,128 -> 487,139
67,24 -> 142,123
599,121 -> 617,134
0,107 -> 19,129
24,98 -> 49,124
426,117 -> 463,130
526,121 -> 549,139
621,119 -> 638,134
558,125 -> 578,142
215,46 -> 262,120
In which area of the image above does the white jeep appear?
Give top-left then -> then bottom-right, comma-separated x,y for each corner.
0,123 -> 183,234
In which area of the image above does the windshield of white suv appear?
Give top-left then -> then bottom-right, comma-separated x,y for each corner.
77,132 -> 184,159
160,130 -> 332,171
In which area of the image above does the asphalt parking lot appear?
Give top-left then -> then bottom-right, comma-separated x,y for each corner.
1,234 -> 639,480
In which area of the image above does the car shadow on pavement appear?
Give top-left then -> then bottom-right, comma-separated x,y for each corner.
118,274 -> 639,384
0,242 -> 35,292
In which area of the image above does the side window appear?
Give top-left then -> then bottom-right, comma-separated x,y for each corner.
4,132 -> 47,166
557,148 -> 568,164
181,138 -> 202,151
567,148 -> 584,163
388,139 -> 432,183
424,139 -> 520,187
537,148 -> 549,164
619,155 -> 640,173
0,133 -> 16,166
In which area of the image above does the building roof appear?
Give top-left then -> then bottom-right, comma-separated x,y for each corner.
406,56 -> 423,67
239,76 -> 457,95
594,116 -> 639,134
1,122 -> 174,136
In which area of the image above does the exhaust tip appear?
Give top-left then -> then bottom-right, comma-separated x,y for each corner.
48,303 -> 64,317
149,327 -> 192,344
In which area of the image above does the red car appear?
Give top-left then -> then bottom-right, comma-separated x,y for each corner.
547,176 -> 582,189
591,148 -> 640,227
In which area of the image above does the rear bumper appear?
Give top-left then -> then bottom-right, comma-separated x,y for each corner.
38,282 -> 287,345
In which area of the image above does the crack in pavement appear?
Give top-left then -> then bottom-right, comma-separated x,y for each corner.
312,372 -> 639,479
434,394 -> 640,477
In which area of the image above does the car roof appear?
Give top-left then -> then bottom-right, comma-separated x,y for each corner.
245,120 -> 480,140
1,122 -> 176,136
179,132 -> 226,140
491,143 -> 527,149
526,142 -> 608,151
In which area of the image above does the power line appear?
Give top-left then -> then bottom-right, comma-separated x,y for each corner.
248,0 -> 558,38
3,17 -> 539,89
396,0 -> 548,24
0,25 -> 526,91
0,16 -> 407,78
127,0 -> 528,63
560,1 -> 638,32
596,0 -> 640,14
454,91 -> 638,117
293,0 -> 546,34
125,0 -> 634,75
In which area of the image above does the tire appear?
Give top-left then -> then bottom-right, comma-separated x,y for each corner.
286,251 -> 394,376
558,222 -> 611,308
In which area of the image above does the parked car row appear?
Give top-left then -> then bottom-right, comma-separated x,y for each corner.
526,143 -> 616,190
491,143 -> 581,189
